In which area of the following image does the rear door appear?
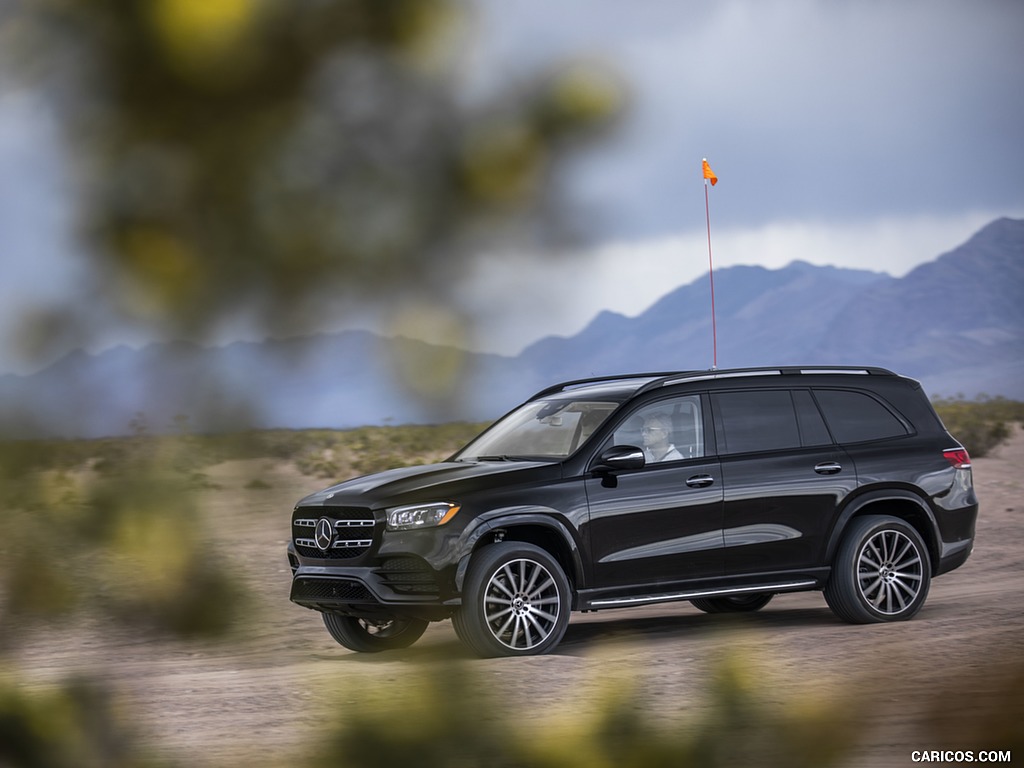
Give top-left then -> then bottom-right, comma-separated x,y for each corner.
711,388 -> 857,575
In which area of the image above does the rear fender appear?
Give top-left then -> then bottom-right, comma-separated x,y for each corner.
826,489 -> 940,573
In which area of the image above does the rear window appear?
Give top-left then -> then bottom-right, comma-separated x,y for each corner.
813,389 -> 909,443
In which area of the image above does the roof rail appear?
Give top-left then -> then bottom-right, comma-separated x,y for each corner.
530,366 -> 898,401
529,371 -> 690,400
636,365 -> 897,394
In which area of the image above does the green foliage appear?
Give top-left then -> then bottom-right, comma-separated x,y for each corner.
309,652 -> 857,768
0,678 -> 160,768
932,395 -> 1024,457
1,429 -> 247,646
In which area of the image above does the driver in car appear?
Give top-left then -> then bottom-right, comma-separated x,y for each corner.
641,414 -> 683,462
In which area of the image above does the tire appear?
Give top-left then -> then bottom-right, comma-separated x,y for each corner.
322,613 -> 429,653
454,542 -> 571,657
824,514 -> 931,624
690,593 -> 774,614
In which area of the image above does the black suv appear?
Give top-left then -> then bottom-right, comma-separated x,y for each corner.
287,366 -> 977,657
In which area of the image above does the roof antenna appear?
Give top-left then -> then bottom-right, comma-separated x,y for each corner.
702,158 -> 719,370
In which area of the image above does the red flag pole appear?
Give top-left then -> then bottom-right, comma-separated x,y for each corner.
703,159 -> 718,370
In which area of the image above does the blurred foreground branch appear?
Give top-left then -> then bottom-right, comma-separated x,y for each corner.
4,0 -> 622,359
0,2 -> 622,763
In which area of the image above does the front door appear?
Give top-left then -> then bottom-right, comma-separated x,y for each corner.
584,395 -> 725,589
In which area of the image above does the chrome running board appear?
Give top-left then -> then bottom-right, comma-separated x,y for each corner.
585,580 -> 817,609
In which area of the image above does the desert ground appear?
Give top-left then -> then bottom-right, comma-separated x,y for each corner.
10,426 -> 1023,767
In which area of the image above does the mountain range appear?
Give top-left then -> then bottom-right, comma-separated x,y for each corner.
2,217 -> 1022,439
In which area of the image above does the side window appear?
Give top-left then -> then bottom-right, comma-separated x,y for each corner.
813,389 -> 909,443
712,390 -> 801,454
793,389 -> 833,446
611,395 -> 705,462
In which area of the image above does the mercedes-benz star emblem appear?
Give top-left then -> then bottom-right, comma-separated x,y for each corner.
314,518 -> 334,552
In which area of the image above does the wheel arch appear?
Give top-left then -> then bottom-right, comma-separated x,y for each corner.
826,490 -> 941,575
454,514 -> 585,600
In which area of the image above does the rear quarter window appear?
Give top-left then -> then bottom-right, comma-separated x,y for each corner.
813,389 -> 909,443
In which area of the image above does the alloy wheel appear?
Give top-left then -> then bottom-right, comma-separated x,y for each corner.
856,529 -> 924,615
483,558 -> 562,651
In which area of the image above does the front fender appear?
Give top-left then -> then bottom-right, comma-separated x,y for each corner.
453,510 -> 586,592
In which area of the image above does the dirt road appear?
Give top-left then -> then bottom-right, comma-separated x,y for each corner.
11,428 -> 1024,767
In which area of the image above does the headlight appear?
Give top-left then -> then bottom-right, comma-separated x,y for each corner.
386,502 -> 461,531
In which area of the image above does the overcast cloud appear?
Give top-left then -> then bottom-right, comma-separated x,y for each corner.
467,0 -> 1024,235
1,0 -> 1022,371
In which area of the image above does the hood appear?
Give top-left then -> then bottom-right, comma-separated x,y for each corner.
296,460 -> 560,509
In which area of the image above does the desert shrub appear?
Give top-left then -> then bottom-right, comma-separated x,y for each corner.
932,395 -> 1024,457
290,422 -> 488,479
0,422 -> 487,478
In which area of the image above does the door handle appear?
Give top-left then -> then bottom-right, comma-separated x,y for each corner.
814,462 -> 843,475
686,474 -> 715,488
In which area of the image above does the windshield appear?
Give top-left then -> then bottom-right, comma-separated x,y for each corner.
454,399 -> 620,461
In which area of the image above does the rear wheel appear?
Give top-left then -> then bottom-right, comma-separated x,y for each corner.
690,593 -> 774,614
322,613 -> 429,653
824,515 -> 931,623
455,542 -> 571,657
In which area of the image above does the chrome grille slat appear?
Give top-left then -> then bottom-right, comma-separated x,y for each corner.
333,539 -> 373,548
294,518 -> 374,528
295,538 -> 374,549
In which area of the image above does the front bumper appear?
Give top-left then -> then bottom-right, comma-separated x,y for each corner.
288,539 -> 458,622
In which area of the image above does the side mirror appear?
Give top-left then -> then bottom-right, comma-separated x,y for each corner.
593,445 -> 646,473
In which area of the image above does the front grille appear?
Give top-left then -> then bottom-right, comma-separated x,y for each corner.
293,507 -> 376,560
291,577 -> 374,603
378,557 -> 440,595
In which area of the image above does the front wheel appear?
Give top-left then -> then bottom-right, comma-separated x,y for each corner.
690,593 -> 774,614
454,542 -> 571,657
322,613 -> 429,653
824,515 -> 931,623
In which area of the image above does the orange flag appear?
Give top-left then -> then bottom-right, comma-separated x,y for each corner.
702,158 -> 718,186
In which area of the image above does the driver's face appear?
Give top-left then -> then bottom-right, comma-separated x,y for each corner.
642,421 -> 669,447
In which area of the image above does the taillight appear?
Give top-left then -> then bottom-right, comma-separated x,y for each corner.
943,448 -> 971,469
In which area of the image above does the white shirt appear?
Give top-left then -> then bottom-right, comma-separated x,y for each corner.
644,444 -> 683,463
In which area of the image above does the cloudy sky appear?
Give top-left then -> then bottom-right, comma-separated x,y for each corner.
1,0 -> 1022,371
452,0 -> 1024,352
